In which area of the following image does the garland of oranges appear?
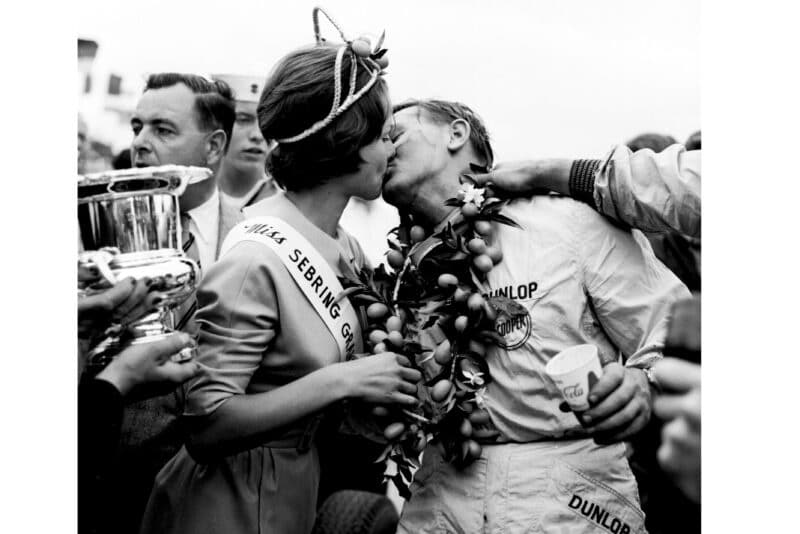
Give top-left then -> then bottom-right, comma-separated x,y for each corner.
336,175 -> 525,497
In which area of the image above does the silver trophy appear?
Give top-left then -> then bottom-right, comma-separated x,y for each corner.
78,165 -> 210,369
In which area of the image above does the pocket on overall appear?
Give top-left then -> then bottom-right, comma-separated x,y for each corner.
543,459 -> 647,534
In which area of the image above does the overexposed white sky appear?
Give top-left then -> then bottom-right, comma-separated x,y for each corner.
78,0 -> 699,159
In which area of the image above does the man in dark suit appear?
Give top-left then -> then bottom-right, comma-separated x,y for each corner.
88,73 -> 238,534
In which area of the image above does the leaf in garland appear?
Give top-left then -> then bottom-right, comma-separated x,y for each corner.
403,341 -> 425,354
477,329 -> 506,346
489,213 -> 523,229
458,173 -> 477,186
371,47 -> 388,59
386,237 -> 404,252
375,30 -> 386,50
333,285 -> 368,305
415,298 -> 448,316
444,198 -> 462,207
480,198 -> 505,212
393,474 -> 412,500
375,443 -> 395,464
351,293 -> 381,305
487,295 -> 528,318
398,462 -> 414,484
469,162 -> 490,174
409,235 -> 443,266
421,314 -> 439,330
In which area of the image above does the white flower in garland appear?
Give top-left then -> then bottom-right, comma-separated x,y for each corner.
474,387 -> 489,409
463,369 -> 485,387
458,184 -> 486,208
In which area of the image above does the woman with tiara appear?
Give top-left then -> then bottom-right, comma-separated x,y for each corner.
140,9 -> 416,534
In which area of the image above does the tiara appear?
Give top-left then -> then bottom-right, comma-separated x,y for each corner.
275,6 -> 389,144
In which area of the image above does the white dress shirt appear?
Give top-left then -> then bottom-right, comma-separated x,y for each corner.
185,188 -> 220,270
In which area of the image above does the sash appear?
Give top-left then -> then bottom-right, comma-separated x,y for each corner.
220,216 -> 359,361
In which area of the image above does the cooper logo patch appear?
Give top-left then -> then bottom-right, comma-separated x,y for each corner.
483,281 -> 537,350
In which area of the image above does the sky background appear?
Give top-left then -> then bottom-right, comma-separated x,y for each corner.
77,0 -> 700,160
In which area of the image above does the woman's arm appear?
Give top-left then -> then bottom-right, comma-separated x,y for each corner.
183,242 -> 420,460
187,352 -> 419,459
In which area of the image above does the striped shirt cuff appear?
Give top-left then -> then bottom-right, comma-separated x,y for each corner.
569,159 -> 602,207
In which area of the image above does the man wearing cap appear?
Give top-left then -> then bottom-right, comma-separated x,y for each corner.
212,73 -> 278,209
89,73 -> 239,534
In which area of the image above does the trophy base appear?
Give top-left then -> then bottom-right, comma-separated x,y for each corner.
84,310 -> 197,373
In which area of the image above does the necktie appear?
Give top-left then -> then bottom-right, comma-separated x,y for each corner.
175,213 -> 200,332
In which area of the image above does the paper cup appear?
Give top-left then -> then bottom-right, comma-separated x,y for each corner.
545,344 -> 603,411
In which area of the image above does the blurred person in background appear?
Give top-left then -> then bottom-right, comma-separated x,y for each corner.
91,72 -> 238,534
78,277 -> 201,534
623,133 -> 700,293
112,148 -> 132,170
626,132 -> 677,153
78,114 -> 90,174
685,130 -> 701,150
212,73 -> 278,208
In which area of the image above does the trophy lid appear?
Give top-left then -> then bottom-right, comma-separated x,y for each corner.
78,165 -> 212,202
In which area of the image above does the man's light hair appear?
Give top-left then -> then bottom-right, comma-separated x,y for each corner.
393,99 -> 494,168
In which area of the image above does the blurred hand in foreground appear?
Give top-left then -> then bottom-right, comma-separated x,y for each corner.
653,357 -> 701,503
96,332 -> 202,397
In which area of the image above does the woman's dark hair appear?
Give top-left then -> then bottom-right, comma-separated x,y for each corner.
257,44 -> 389,191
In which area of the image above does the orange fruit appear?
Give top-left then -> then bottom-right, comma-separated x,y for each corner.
387,330 -> 404,347
383,421 -> 405,441
372,342 -> 387,354
467,238 -> 487,255
351,39 -> 371,57
486,246 -> 503,264
473,254 -> 493,273
433,339 -> 452,364
461,203 -> 479,218
431,379 -> 453,402
369,329 -> 388,345
474,220 -> 492,236
467,293 -> 485,312
438,273 -> 459,288
410,225 -> 426,243
372,405 -> 389,417
459,418 -> 473,437
387,250 -> 405,269
453,287 -> 470,303
366,302 -> 390,319
454,315 -> 469,333
385,315 -> 403,333
469,409 -> 491,425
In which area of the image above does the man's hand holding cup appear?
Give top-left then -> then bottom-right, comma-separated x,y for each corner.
546,344 -> 653,444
